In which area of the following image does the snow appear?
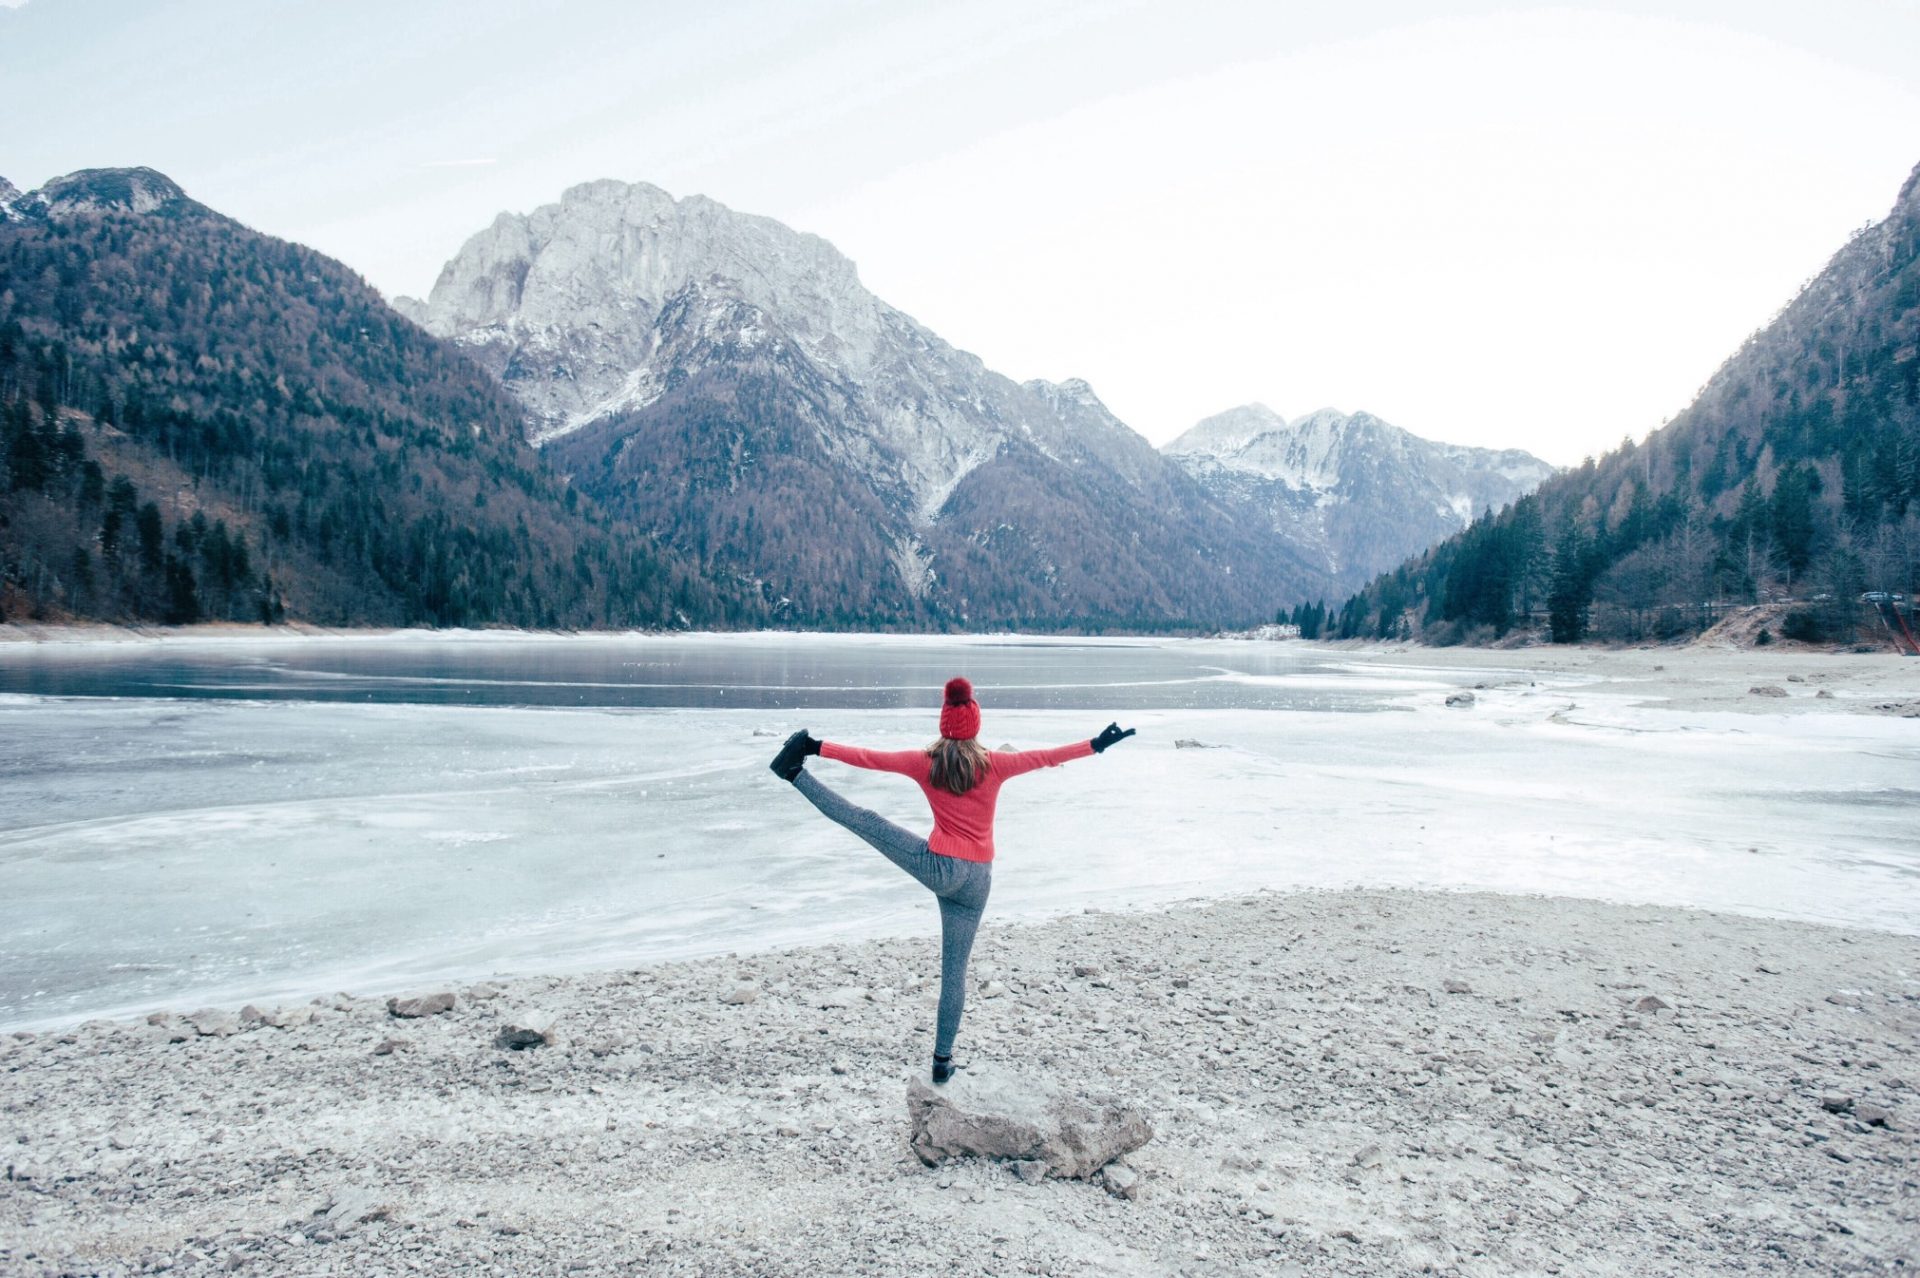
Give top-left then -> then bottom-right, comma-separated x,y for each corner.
1,635 -> 1915,1030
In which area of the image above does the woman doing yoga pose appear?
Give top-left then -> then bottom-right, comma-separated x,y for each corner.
769,677 -> 1135,1083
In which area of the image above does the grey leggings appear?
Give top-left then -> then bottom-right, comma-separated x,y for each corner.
792,770 -> 991,1058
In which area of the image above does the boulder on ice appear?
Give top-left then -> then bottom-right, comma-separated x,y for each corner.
905,1064 -> 1152,1179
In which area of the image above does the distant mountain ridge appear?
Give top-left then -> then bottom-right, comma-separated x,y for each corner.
3,165 -> 1575,633
404,179 -> 1335,628
1165,404 -> 1554,593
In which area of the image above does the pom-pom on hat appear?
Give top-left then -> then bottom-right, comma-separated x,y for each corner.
939,676 -> 981,740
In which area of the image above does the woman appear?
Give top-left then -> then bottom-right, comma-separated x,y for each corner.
769,677 -> 1135,1084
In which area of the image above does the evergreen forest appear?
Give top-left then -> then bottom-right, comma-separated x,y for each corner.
0,172 -> 744,629
1321,163 -> 1920,648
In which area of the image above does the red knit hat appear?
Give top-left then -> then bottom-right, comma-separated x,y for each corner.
939,677 -> 981,740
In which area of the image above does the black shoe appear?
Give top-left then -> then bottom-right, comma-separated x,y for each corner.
932,1054 -> 956,1085
769,729 -> 818,782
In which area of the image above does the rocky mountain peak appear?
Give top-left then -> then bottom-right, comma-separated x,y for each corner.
33,167 -> 187,217
1023,376 -> 1117,422
401,178 -> 898,439
1164,403 -> 1555,591
1165,403 -> 1288,457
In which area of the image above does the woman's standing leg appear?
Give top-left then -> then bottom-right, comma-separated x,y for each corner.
933,863 -> 992,1060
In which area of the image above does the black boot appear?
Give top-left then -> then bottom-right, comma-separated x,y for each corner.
932,1053 -> 956,1085
769,729 -> 820,782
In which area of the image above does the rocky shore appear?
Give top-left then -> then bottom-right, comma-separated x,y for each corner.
2,888 -> 1915,1276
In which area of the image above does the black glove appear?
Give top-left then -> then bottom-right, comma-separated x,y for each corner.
1091,722 -> 1135,753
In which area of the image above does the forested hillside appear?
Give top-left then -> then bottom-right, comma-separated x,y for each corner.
0,168 -> 739,628
1325,160 -> 1920,646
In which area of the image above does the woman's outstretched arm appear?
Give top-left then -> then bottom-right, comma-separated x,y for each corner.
819,741 -> 929,777
992,723 -> 1134,780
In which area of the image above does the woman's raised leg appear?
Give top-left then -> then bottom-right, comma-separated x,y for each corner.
792,769 -> 945,891
790,769 -> 992,1066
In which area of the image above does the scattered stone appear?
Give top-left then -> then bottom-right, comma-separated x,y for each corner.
830,1059 -> 851,1075
1787,675 -> 1806,683
494,1019 -> 552,1051
721,984 -> 759,1005
1173,739 -> 1223,749
1816,689 -> 1835,699
187,1008 -> 239,1037
238,1004 -> 269,1026
1009,1159 -> 1048,1184
1821,1095 -> 1854,1114
1443,979 -> 1472,995
816,987 -> 863,1009
906,1064 -> 1153,1179
1856,1103 -> 1892,1128
980,980 -> 1008,999
1826,992 -> 1863,1008
1748,685 -> 1788,698
1445,691 -> 1476,708
1099,1162 -> 1140,1200
1073,964 -> 1102,979
315,1188 -> 390,1233
587,1035 -> 628,1058
1633,996 -> 1670,1013
371,1038 -> 412,1056
387,992 -> 456,1019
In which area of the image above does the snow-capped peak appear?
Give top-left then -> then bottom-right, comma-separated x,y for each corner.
1164,403 -> 1288,457
1162,403 -> 1557,592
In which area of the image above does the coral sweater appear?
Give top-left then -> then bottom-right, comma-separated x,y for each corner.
818,739 -> 1095,863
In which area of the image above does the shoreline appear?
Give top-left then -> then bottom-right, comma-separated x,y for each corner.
2,888 -> 1913,1275
9,878 -> 1918,1040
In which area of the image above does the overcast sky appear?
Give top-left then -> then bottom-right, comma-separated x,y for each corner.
5,1 -> 1918,464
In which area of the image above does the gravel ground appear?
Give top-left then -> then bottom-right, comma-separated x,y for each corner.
2,888 -> 1916,1277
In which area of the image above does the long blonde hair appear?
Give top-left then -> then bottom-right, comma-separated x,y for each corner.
927,737 -> 990,796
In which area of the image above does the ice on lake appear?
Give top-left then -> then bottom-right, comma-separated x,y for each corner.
1,632 -> 1916,1028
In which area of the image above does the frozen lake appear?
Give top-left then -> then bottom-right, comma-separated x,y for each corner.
2,631 -> 1916,1029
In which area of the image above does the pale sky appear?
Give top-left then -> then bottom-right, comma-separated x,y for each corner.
5,1 -> 1918,465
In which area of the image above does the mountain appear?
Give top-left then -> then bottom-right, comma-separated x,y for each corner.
1332,159 -> 1920,646
0,168 -> 730,628
402,180 -> 1332,629
1163,404 -> 1553,594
